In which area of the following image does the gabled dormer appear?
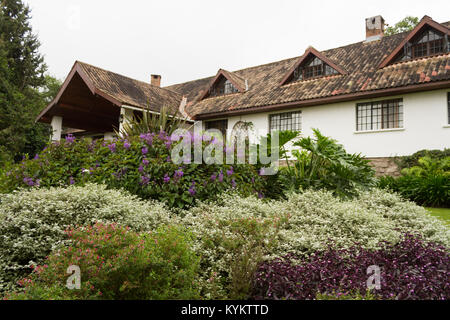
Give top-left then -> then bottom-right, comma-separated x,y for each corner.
198,69 -> 247,100
280,47 -> 346,85
379,16 -> 450,68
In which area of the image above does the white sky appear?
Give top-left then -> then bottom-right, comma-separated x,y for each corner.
25,0 -> 450,87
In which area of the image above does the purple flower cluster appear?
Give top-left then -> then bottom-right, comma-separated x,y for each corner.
174,168 -> 184,179
65,134 -> 76,144
140,175 -> 150,185
188,182 -> 196,196
23,177 -> 39,187
123,140 -> 131,150
163,174 -> 171,183
251,234 -> 450,300
158,131 -> 168,141
139,133 -> 154,146
108,143 -> 116,153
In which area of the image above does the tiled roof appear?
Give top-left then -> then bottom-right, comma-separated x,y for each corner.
165,20 -> 450,119
78,61 -> 183,113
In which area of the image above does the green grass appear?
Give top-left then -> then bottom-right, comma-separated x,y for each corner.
425,207 -> 450,226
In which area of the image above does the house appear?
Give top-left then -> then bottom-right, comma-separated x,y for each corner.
36,15 -> 450,174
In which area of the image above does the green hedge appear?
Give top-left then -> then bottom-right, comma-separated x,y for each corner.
394,148 -> 450,169
378,156 -> 450,207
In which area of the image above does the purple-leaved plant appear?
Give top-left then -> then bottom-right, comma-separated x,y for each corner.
251,233 -> 450,300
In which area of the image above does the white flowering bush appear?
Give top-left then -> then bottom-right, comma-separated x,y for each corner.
179,189 -> 450,299
275,189 -> 449,257
0,184 -> 172,293
179,195 -> 288,299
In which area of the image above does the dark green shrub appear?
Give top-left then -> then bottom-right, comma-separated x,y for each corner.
5,223 -> 200,300
395,148 -> 450,169
281,129 -> 376,199
378,156 -> 450,207
0,131 -> 264,208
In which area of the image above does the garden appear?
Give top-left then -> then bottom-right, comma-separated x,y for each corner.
0,123 -> 449,300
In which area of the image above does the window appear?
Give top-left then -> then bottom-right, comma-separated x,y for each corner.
292,56 -> 338,82
396,28 -> 448,62
269,111 -> 302,132
356,99 -> 403,131
205,119 -> 228,137
208,78 -> 239,97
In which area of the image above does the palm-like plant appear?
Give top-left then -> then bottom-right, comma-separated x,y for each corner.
283,129 -> 375,199
117,105 -> 191,137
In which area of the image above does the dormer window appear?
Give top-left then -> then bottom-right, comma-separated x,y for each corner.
280,47 -> 345,85
209,77 -> 239,97
199,69 -> 246,100
292,56 -> 339,81
396,28 -> 447,62
379,17 -> 450,68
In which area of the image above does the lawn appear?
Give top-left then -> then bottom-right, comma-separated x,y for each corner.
425,207 -> 450,226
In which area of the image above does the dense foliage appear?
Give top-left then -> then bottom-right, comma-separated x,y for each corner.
379,156 -> 450,207
252,234 -> 449,300
394,148 -> 450,170
384,16 -> 419,36
0,184 -> 172,293
0,0 -> 60,164
177,189 -> 449,299
279,129 -> 375,199
0,131 -> 264,208
5,223 -> 200,300
179,196 -> 287,299
1,183 -> 449,299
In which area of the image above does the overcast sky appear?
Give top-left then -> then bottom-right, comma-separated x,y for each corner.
25,0 -> 450,87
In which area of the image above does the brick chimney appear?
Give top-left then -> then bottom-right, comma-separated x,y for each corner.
365,15 -> 385,42
151,74 -> 161,87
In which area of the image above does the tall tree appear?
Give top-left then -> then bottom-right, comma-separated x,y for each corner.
385,16 -> 419,36
0,0 -> 57,163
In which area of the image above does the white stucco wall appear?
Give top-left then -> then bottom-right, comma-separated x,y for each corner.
221,89 -> 450,158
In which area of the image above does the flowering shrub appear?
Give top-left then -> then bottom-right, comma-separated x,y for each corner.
0,184 -> 172,293
251,234 -> 450,300
5,223 -> 200,300
0,131 -> 264,208
274,188 -> 450,258
179,196 -> 288,299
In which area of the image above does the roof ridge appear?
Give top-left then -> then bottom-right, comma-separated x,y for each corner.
76,60 -> 182,97
166,31 -> 410,89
